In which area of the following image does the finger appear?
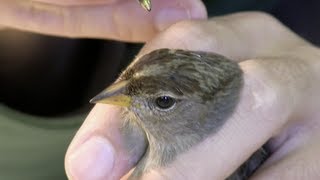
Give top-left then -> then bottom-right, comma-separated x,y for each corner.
139,12 -> 309,60
252,127 -> 320,179
138,56 -> 315,179
0,0 -> 206,42
32,0 -> 115,6
65,105 -> 146,180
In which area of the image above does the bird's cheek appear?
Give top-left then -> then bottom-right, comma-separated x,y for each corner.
132,102 -> 142,109
120,117 -> 149,166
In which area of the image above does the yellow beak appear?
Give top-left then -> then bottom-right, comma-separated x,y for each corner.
90,80 -> 132,107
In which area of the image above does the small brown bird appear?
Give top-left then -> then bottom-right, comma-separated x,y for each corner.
91,49 -> 269,180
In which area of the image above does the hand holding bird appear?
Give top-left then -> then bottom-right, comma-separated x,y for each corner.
91,48 -> 269,179
65,12 -> 320,180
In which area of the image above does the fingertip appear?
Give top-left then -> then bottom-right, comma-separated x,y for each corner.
154,0 -> 207,31
64,104 -> 146,180
65,136 -> 115,180
64,105 -> 123,180
154,7 -> 191,31
185,0 -> 208,20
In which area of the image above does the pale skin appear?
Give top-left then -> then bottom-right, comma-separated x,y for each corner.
65,12 -> 320,179
1,1 -> 320,179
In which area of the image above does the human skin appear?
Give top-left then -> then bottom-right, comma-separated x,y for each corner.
64,12 -> 320,179
0,0 -> 206,41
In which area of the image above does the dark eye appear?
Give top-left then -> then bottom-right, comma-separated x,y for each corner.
155,96 -> 176,109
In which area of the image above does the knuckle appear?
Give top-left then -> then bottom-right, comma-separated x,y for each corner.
241,11 -> 277,22
214,11 -> 284,36
167,20 -> 200,32
228,11 -> 279,25
154,20 -> 219,51
239,59 -> 291,124
161,20 -> 201,41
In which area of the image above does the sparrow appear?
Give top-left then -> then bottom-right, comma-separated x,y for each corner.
91,49 -> 269,180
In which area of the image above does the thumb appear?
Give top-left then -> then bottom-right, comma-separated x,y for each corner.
65,105 -> 147,180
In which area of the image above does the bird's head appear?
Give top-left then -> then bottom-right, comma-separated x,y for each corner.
91,48 -> 242,151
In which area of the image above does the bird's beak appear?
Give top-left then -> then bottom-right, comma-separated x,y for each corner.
90,80 -> 132,107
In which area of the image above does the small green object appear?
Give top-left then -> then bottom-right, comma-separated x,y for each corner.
138,0 -> 151,11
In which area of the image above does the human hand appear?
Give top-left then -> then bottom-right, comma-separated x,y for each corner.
0,0 -> 206,42
65,12 -> 320,179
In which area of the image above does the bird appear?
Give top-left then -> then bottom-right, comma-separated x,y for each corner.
90,49 -> 269,180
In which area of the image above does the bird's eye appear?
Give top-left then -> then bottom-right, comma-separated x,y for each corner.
155,96 -> 176,109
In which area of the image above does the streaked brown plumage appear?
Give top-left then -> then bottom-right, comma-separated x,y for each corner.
91,49 -> 269,180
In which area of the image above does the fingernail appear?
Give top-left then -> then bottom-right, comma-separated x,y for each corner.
155,8 -> 190,30
66,136 -> 115,180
